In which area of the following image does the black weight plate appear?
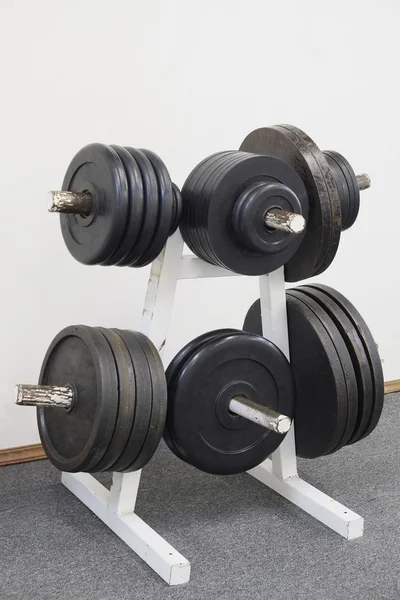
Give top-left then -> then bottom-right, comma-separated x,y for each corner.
167,332 -> 295,475
192,152 -> 233,264
108,146 -> 145,266
200,153 -> 308,275
243,296 -> 348,458
171,183 -> 183,234
307,284 -> 384,440
134,149 -> 174,266
164,328 -> 242,459
198,152 -> 269,269
61,144 -> 129,266
199,152 -> 305,272
122,332 -> 167,472
323,150 -> 359,231
296,286 -> 374,444
196,155 -> 241,264
240,125 -> 341,281
38,325 -> 118,472
109,329 -> 152,472
233,181 -> 305,255
123,148 -> 159,267
337,152 -> 359,230
93,328 -> 136,471
197,152 -> 247,267
288,289 -> 358,452
197,153 -> 268,268
279,125 -> 341,277
181,151 -> 236,262
181,152 -> 223,260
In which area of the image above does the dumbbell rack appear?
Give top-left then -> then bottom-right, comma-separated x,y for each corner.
61,230 -> 364,585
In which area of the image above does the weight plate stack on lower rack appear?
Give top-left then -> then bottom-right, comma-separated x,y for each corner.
302,285 -> 384,442
243,285 -> 384,458
48,143 -> 182,267
15,325 -> 167,473
240,124 -> 370,281
164,329 -> 296,474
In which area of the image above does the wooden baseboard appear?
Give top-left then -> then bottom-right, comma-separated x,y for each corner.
0,380 -> 399,466
0,443 -> 46,467
384,379 -> 400,395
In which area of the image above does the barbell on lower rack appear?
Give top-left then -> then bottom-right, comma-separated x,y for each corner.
14,326 -> 294,477
15,384 -> 292,435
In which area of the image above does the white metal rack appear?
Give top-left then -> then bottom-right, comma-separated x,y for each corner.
62,230 -> 364,586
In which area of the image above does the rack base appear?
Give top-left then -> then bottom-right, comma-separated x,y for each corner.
248,460 -> 364,539
60,231 -> 364,584
62,471 -> 191,585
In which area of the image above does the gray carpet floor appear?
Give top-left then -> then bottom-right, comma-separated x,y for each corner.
1,394 -> 400,600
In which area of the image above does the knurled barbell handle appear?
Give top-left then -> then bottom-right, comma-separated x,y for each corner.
47,190 -> 92,215
356,173 -> 371,191
228,395 -> 292,434
14,384 -> 74,409
15,384 -> 292,435
264,208 -> 306,234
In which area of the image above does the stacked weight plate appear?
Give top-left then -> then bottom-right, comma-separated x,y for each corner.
164,329 -> 295,474
60,143 -> 182,266
38,325 -> 167,472
243,285 -> 384,458
240,124 -> 365,281
180,150 -> 309,275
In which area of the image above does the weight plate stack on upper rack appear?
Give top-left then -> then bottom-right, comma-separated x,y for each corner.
36,325 -> 167,473
240,124 -> 368,281
57,143 -> 182,267
180,150 -> 309,275
243,285 -> 384,458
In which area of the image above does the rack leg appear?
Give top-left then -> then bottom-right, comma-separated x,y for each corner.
61,232 -> 190,585
258,268 -> 298,480
140,231 -> 185,352
109,471 -> 141,515
248,268 -> 364,540
248,460 -> 364,539
62,472 -> 191,584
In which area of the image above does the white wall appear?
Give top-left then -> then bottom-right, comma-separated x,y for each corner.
0,0 -> 398,449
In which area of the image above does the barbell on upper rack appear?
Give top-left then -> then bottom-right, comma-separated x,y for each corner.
47,126 -> 370,281
48,189 -> 306,239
